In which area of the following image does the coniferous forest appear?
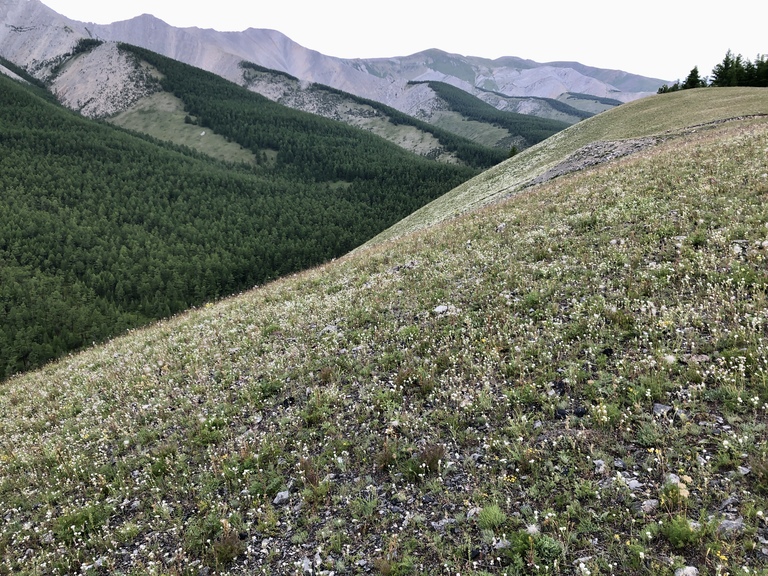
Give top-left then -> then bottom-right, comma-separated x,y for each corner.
658,50 -> 768,93
408,80 -> 571,147
0,56 -> 481,379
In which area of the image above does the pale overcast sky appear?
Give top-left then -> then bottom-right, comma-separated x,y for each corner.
42,0 -> 766,82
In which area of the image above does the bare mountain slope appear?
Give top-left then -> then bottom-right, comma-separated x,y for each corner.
88,15 -> 661,114
50,42 -> 159,117
2,0 -> 664,113
0,0 -> 83,74
1,0 -> 665,154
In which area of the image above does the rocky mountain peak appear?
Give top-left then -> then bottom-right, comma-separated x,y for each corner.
1,1 -> 665,124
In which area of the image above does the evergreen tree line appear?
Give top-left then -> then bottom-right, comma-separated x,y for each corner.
0,55 -> 57,103
239,60 -> 507,167
409,80 -> 571,149
299,81 -> 509,168
0,56 -> 476,379
658,50 -> 768,93
474,86 -> 597,121
119,45 -> 479,184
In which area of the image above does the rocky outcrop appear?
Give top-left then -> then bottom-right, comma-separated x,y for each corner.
51,43 -> 160,118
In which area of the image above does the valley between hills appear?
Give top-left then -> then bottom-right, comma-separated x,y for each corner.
1,87 -> 767,575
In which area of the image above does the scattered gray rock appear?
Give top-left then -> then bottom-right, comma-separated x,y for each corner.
689,520 -> 702,532
641,499 -> 659,514
666,473 -> 681,485
613,458 -> 625,470
299,556 -> 312,574
431,518 -> 456,532
653,403 -> 673,417
494,538 -> 511,549
718,517 -> 745,536
682,354 -> 711,364
594,459 -> 606,474
273,491 -> 290,506
528,138 -> 660,187
433,305 -> 449,314
627,479 -> 644,490
738,465 -> 751,476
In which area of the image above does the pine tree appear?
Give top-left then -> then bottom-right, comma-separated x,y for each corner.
681,66 -> 707,89
711,50 -> 745,87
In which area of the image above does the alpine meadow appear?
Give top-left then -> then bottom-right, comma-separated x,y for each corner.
1,80 -> 768,576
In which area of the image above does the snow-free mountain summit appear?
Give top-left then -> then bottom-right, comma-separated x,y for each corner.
0,0 -> 664,124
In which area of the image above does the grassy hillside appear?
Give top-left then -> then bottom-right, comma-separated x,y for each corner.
2,92 -> 767,575
364,88 -> 768,248
0,69 -> 476,379
108,91 -> 259,166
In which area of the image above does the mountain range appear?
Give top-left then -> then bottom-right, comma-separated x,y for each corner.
0,0 -> 664,132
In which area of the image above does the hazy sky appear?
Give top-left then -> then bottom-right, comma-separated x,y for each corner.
42,0 -> 766,82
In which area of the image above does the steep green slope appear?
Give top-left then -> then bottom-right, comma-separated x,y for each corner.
109,58 -> 507,169
240,62 -> 509,168
412,80 -> 571,148
108,91 -> 259,166
364,87 -> 768,247
1,101 -> 767,575
0,72 -> 475,378
474,88 -> 599,124
118,44 -> 500,174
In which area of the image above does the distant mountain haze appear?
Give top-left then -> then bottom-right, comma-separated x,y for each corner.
0,0 -> 663,124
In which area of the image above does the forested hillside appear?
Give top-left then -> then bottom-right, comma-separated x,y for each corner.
0,69 -> 476,379
410,80 -> 571,149
118,45 -> 497,173
290,81 -> 510,166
